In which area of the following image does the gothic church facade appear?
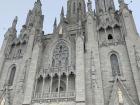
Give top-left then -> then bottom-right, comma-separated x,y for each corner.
0,0 -> 140,105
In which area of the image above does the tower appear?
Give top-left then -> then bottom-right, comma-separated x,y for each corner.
0,0 -> 140,105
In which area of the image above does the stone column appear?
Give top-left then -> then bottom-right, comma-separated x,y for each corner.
75,35 -> 86,105
41,77 -> 45,97
49,74 -> 53,93
58,74 -> 61,97
33,78 -> 38,98
66,74 -> 69,92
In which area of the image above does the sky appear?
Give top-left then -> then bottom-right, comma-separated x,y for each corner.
0,0 -> 140,47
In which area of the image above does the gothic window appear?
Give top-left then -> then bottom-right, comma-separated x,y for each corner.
110,54 -> 121,77
8,66 -> 16,86
36,76 -> 43,93
68,72 -> 75,91
52,41 -> 69,67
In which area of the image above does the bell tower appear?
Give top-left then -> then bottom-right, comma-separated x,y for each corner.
67,0 -> 86,23
95,0 -> 115,15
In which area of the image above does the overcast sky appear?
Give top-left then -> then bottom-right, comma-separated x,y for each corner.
0,0 -> 140,47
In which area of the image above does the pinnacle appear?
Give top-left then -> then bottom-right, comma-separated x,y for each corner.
61,6 -> 64,17
12,16 -> 18,29
54,18 -> 57,26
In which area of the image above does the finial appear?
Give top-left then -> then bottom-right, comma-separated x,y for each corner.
61,6 -> 64,17
54,17 -> 57,26
12,16 -> 18,29
87,0 -> 92,12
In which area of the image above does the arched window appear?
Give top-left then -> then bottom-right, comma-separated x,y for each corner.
36,76 -> 43,93
8,66 -> 16,86
110,54 -> 121,76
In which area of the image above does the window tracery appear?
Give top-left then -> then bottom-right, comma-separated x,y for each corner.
52,41 -> 69,68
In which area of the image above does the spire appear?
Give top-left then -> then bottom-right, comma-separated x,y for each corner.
12,16 -> 18,29
87,0 -> 92,12
60,6 -> 64,22
33,0 -> 42,15
24,0 -> 44,30
53,18 -> 57,32
66,0 -> 86,23
4,16 -> 18,39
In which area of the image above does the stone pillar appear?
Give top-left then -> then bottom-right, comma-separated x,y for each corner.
12,29 -> 37,105
50,74 -> 53,94
121,7 -> 140,102
86,14 -> 104,105
66,74 -> 69,92
23,42 -> 41,105
0,38 -> 7,81
33,79 -> 38,97
58,74 -> 61,97
41,77 -> 45,97
75,35 -> 86,105
125,39 -> 140,102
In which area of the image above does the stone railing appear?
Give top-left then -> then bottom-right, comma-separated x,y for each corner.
32,91 -> 75,102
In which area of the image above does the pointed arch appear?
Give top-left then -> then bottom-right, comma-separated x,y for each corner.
110,54 -> 121,77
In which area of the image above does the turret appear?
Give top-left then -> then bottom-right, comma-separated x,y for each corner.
0,16 -> 18,78
25,0 -> 44,30
66,0 -> 86,23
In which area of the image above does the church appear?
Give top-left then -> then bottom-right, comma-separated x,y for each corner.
0,0 -> 140,105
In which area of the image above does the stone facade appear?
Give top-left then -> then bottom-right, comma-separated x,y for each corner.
0,0 -> 140,105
